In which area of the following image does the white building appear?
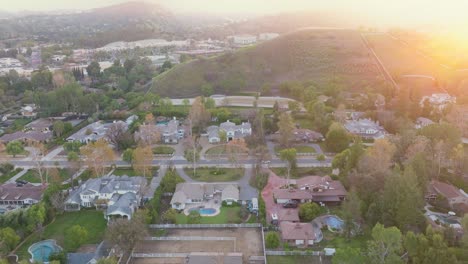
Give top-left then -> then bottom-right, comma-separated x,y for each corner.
170,183 -> 239,210
228,35 -> 257,46
344,118 -> 386,140
218,120 -> 252,142
420,93 -> 456,110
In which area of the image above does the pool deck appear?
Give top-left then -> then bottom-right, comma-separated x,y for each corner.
183,199 -> 221,216
28,239 -> 62,263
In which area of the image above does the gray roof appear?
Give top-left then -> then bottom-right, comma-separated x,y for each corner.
171,183 -> 240,204
0,131 -> 52,143
106,192 -> 137,217
207,126 -> 220,139
67,253 -> 95,264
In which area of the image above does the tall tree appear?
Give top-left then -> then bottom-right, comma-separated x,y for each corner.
6,141 -> 23,157
105,214 -> 148,254
277,112 -> 295,147
52,120 -> 65,137
188,96 -> 210,131
325,122 -> 351,153
133,146 -> 153,178
279,148 -> 297,185
86,61 -> 101,83
342,190 -> 362,239
80,139 -> 115,177
332,247 -> 365,264
366,223 -> 403,264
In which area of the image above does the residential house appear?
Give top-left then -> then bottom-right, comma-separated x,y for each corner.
426,180 -> 468,210
273,176 -> 347,205
220,120 -> 252,141
21,104 -> 37,118
292,129 -> 323,143
67,121 -> 127,143
25,118 -> 53,133
125,115 -> 138,126
67,241 -> 111,264
170,183 -> 239,210
420,93 -> 456,110
207,126 -> 220,143
415,117 -> 434,129
277,208 -> 300,223
0,183 -> 45,207
65,175 -> 147,221
344,118 -> 386,140
0,131 -> 53,144
279,222 -> 320,247
158,117 -> 185,144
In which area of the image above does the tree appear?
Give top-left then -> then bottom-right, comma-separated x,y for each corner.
366,223 -> 403,264
160,60 -> 173,73
162,209 -> 178,224
342,190 -> 362,239
86,61 -> 101,83
52,120 -> 65,137
29,142 -> 47,184
6,141 -> 23,157
298,202 -> 321,222
277,112 -> 295,147
200,83 -> 214,96
358,139 -> 396,176
133,146 -> 153,178
122,148 -> 134,163
187,210 -> 201,224
265,232 -> 280,248
67,151 -> 80,189
80,139 -> 115,177
134,124 -> 160,146
226,138 -> 248,168
279,148 -> 297,185
462,214 -> 468,247
49,191 -> 67,214
106,122 -> 133,151
188,97 -> 210,131
0,227 -> 20,253
404,226 -> 457,264
332,247 -> 365,264
325,123 -> 351,153
65,225 -> 88,250
105,214 -> 148,254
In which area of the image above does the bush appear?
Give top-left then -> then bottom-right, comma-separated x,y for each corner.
317,154 -> 326,161
265,232 -> 280,248
49,252 -> 66,264
0,163 -> 14,174
299,202 -> 321,222
250,172 -> 269,190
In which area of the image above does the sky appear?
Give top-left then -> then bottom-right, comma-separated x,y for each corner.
2,0 -> 468,29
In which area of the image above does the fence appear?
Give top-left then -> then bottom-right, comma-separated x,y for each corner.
132,253 -> 188,258
149,223 -> 262,229
265,250 -> 322,256
144,236 -> 236,241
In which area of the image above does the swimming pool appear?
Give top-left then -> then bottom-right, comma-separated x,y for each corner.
28,239 -> 62,263
324,215 -> 344,231
190,208 -> 217,215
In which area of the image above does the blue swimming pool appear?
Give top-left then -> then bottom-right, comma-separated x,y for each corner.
190,208 -> 217,215
28,239 -> 62,263
324,216 -> 344,230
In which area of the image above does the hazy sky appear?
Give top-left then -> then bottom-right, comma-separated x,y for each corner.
2,0 -> 468,28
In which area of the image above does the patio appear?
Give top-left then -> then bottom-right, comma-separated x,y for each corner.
182,193 -> 222,216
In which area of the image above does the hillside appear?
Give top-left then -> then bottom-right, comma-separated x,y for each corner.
151,29 -> 385,98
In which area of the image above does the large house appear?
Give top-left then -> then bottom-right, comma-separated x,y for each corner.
0,183 -> 45,207
0,131 -> 53,144
157,118 -> 185,144
426,180 -> 468,210
207,120 -> 252,143
420,93 -> 456,110
65,175 -> 147,221
273,176 -> 347,205
292,129 -> 323,143
21,104 -> 37,118
67,121 -> 127,144
279,222 -> 321,247
344,118 -> 386,140
170,183 -> 239,210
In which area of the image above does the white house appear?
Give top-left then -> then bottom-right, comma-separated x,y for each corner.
65,175 -> 147,221
207,126 -> 220,143
420,93 -> 456,110
170,183 -> 239,210
158,117 -> 185,144
220,121 -> 252,141
344,118 -> 386,140
228,35 -> 257,46
415,117 -> 434,129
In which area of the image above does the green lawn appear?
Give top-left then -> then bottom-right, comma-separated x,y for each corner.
175,206 -> 241,224
275,145 -> 316,153
271,167 -> 332,178
205,145 -> 247,155
294,117 -> 315,130
153,146 -> 175,155
15,211 -> 107,260
113,167 -> 158,177
267,256 -> 330,264
19,169 -> 72,183
184,167 -> 244,182
0,168 -> 22,183
321,230 -> 370,249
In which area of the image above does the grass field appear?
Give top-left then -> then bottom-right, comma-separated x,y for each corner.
19,168 -> 73,183
272,167 -> 332,178
15,211 -> 107,260
152,29 -> 383,98
275,145 -> 316,154
0,168 -> 22,183
175,206 -> 241,224
152,146 -> 175,155
113,167 -> 158,177
205,145 -> 248,155
184,167 -> 244,182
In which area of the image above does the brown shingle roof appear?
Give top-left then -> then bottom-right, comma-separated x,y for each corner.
0,183 -> 45,202
277,209 -> 299,222
280,222 -> 316,241
0,131 -> 52,143
273,189 -> 312,200
431,180 -> 463,199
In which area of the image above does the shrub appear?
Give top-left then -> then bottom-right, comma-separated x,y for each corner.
265,232 -> 280,248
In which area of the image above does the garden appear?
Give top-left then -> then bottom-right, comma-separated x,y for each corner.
184,167 -> 244,182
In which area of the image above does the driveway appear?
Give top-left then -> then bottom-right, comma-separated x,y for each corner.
261,169 -> 286,223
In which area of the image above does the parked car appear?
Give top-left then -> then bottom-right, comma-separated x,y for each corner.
283,201 -> 298,208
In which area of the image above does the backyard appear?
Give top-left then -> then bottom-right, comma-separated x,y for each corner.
184,167 -> 244,182
15,210 -> 107,260
175,206 -> 242,224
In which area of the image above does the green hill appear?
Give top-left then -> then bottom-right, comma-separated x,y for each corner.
151,29 -> 385,98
